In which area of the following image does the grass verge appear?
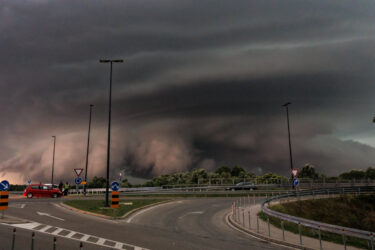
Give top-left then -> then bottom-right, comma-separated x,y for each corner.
63,199 -> 166,218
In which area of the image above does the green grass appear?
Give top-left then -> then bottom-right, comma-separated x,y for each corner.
64,199 -> 166,218
260,194 -> 375,249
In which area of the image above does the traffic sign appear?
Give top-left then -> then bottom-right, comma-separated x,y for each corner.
293,178 -> 299,187
111,181 -> 120,191
75,177 -> 82,185
74,168 -> 84,176
81,181 -> 87,185
0,180 -> 10,191
291,169 -> 299,178
27,179 -> 31,185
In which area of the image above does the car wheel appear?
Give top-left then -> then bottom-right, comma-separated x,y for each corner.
52,193 -> 58,198
27,193 -> 33,199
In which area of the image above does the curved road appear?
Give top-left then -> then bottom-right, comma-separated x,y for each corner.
0,197 -> 286,250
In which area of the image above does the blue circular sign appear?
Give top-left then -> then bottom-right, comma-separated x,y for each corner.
293,178 -> 299,187
111,181 -> 120,191
27,179 -> 31,185
0,180 -> 10,191
75,177 -> 82,185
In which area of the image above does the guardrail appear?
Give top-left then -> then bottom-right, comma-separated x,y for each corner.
261,186 -> 375,246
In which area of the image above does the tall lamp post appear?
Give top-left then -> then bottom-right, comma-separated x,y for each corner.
51,136 -> 56,185
282,102 -> 294,186
100,59 -> 124,207
83,104 -> 94,195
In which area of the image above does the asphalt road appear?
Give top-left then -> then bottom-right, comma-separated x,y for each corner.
0,196 -> 286,250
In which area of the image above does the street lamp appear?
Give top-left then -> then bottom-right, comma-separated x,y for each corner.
83,104 -> 94,195
51,136 -> 56,185
100,59 -> 124,207
282,102 -> 294,186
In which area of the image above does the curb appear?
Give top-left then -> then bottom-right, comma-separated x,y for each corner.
227,213 -> 315,250
59,199 -> 173,220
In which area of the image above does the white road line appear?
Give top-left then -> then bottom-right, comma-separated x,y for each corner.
10,222 -> 148,250
39,225 -> 53,232
126,201 -> 175,223
51,228 -> 63,235
178,211 -> 204,219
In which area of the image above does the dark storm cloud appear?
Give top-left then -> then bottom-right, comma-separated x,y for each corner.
1,0 -> 375,183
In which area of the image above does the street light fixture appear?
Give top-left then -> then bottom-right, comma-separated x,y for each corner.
51,136 -> 56,185
282,102 -> 294,186
83,104 -> 94,195
100,59 -> 124,207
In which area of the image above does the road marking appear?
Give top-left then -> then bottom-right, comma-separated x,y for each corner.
36,211 -> 65,221
9,222 -> 148,250
9,203 -> 26,208
126,201 -> 176,223
178,211 -> 204,219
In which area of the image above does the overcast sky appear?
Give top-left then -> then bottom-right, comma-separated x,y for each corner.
1,0 -> 375,184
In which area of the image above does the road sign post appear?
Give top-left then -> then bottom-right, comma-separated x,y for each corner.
74,168 -> 83,177
0,190 -> 9,218
111,181 -> 120,208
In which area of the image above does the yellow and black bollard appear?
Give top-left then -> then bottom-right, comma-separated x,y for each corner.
111,191 -> 119,208
0,191 -> 8,218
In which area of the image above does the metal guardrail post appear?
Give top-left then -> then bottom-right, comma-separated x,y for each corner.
318,227 -> 322,250
342,232 -> 347,250
242,209 -> 245,226
31,232 -> 35,250
281,221 -> 285,241
256,215 -> 259,233
267,216 -> 270,237
371,233 -> 374,250
298,223 -> 302,245
11,228 -> 16,250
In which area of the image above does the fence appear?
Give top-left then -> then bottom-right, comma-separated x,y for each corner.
232,186 -> 375,249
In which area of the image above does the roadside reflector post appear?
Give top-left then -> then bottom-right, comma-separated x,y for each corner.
242,209 -> 245,226
298,223 -> 302,245
80,242 -> 83,250
11,228 -> 16,250
281,221 -> 285,241
267,216 -> 270,237
111,191 -> 119,208
0,191 -> 9,218
342,231 -> 347,250
31,232 -> 35,250
370,233 -> 374,250
256,215 -> 259,233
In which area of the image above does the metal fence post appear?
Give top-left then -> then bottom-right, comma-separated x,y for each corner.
11,228 -> 16,250
53,237 -> 56,250
318,227 -> 322,250
256,215 -> 259,233
281,221 -> 285,241
248,210 -> 251,229
342,233 -> 346,250
31,232 -> 35,250
267,216 -> 270,237
298,223 -> 302,245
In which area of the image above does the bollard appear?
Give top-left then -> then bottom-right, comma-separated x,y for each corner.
31,232 -> 35,250
281,221 -> 285,241
298,223 -> 302,245
318,228 -> 322,250
53,237 -> 56,250
80,242 -> 83,250
342,232 -> 347,250
242,209 -> 245,226
248,211 -> 251,229
11,228 -> 16,250
267,217 -> 270,237
256,216 -> 259,233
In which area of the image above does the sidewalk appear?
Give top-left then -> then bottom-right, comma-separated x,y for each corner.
228,200 -> 361,250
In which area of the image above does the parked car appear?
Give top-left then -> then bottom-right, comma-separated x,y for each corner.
226,182 -> 257,191
23,184 -> 63,198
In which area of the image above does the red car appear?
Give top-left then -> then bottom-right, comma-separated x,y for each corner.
23,184 -> 63,198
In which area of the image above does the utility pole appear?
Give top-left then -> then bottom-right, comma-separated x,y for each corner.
84,104 -> 94,195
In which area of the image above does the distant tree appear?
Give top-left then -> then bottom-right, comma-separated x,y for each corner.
231,165 -> 245,177
191,168 -> 208,183
120,178 -> 132,188
298,164 -> 319,179
366,167 -> 375,179
88,176 -> 106,188
215,166 -> 231,175
339,170 -> 366,180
